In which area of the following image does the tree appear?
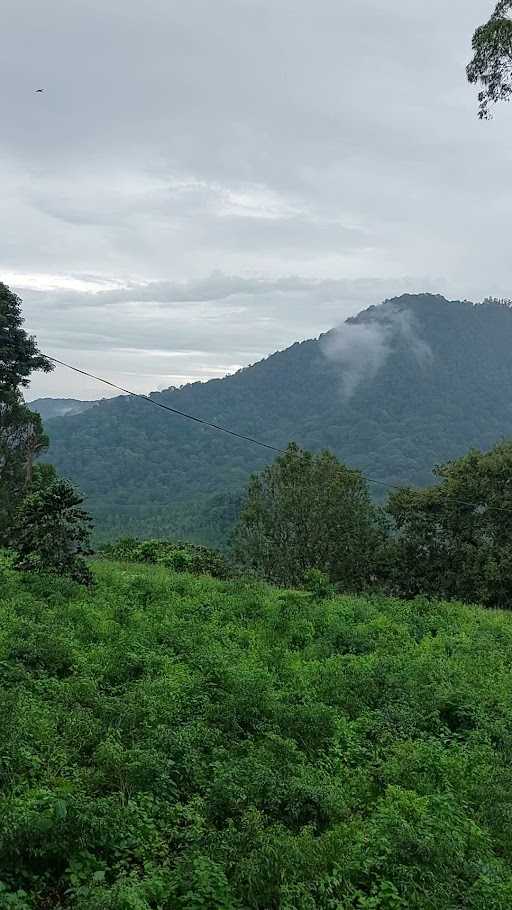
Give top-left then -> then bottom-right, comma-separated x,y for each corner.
387,441 -> 512,607
0,283 -> 52,394
467,1 -> 512,118
0,283 -> 53,542
233,442 -> 384,589
12,478 -> 94,586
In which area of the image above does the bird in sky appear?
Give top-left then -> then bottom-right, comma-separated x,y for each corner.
35,88 -> 44,93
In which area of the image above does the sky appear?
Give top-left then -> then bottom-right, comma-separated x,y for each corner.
2,0 -> 511,399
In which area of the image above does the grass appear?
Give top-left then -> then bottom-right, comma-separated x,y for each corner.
1,560 -> 512,907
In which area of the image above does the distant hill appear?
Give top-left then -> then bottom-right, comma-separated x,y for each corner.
29,398 -> 99,421
43,294 -> 512,545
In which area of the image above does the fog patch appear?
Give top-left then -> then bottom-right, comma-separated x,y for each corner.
322,305 -> 432,399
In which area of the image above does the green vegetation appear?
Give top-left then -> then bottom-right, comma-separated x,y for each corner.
0,283 -> 53,543
41,294 -> 512,547
1,560 -> 512,907
230,439 -> 512,610
387,441 -> 512,608
100,537 -> 230,580
0,285 -> 93,585
468,1 -> 512,119
234,443 -> 384,589
5,285 -> 512,907
12,475 -> 94,587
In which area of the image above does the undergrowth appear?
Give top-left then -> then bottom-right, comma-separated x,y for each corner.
0,562 -> 512,907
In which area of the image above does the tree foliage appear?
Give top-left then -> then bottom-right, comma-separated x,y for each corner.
12,478 -> 94,586
0,283 -> 52,395
0,400 -> 49,542
233,442 -> 383,588
467,1 -> 512,118
0,283 -> 53,543
387,441 -> 512,607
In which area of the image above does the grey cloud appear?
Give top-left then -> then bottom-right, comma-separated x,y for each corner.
23,273 -> 439,309
2,0 -> 512,398
20,274 -> 437,398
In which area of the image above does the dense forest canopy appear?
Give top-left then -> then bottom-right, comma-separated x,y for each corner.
37,294 -> 512,546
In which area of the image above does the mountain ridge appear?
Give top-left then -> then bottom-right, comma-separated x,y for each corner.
42,293 -> 512,544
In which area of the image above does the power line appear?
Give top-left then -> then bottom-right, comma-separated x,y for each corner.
46,355 -> 512,514
47,357 -> 283,455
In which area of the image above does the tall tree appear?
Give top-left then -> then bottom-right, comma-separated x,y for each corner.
467,1 -> 512,118
233,442 -> 383,589
0,283 -> 53,542
12,478 -> 94,586
387,441 -> 512,607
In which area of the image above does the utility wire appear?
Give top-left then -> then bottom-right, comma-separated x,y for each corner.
47,357 -> 283,455
46,355 -> 512,514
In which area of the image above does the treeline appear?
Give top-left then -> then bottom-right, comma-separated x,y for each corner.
103,439 -> 512,609
232,440 -> 512,609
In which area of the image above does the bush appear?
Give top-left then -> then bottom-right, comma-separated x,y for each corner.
100,537 -> 230,579
304,568 -> 335,600
1,562 -> 512,906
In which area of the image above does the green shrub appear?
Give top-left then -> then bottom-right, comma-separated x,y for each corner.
304,568 -> 335,600
1,561 -> 512,906
100,537 -> 230,579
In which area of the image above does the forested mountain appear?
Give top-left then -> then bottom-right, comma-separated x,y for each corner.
43,294 -> 512,544
29,397 -> 99,421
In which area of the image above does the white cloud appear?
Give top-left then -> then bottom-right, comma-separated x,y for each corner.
322,304 -> 433,398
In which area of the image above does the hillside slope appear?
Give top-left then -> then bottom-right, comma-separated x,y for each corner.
44,294 -> 512,543
2,560 -> 512,906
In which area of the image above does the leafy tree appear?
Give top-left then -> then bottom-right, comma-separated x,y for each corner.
0,283 -> 52,393
467,1 -> 512,118
12,478 -> 94,585
233,442 -> 384,588
0,283 -> 53,542
387,440 -> 512,607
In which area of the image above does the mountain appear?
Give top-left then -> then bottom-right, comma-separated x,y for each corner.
43,294 -> 512,545
29,398 -> 99,421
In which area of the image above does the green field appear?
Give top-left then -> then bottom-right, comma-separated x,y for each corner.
2,560 -> 512,908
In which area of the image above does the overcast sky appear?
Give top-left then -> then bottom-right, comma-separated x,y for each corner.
2,0 -> 511,399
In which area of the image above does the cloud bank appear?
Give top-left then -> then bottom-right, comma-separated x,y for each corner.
20,273 -> 436,399
1,0 -> 511,397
